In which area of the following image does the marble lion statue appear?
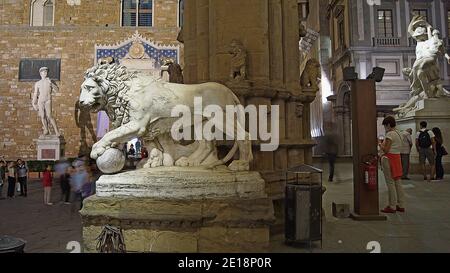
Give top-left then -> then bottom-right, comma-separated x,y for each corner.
300,58 -> 321,90
79,61 -> 253,171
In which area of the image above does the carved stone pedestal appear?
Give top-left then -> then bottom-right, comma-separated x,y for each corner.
34,135 -> 65,161
80,167 -> 275,253
397,98 -> 450,173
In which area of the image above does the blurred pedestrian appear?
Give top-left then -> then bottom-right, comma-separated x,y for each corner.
432,127 -> 446,180
55,158 -> 71,204
42,164 -> 53,205
7,161 -> 16,198
400,128 -> 413,180
16,159 -> 28,197
379,116 -> 405,214
70,159 -> 89,211
141,147 -> 149,158
0,157 -> 6,199
323,133 -> 338,182
135,139 -> 141,156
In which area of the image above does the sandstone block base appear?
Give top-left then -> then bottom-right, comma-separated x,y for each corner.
80,196 -> 275,253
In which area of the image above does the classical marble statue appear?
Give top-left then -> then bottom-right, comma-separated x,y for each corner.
32,67 -> 60,136
79,61 -> 253,173
161,58 -> 184,84
395,15 -> 450,116
300,58 -> 321,90
228,39 -> 247,81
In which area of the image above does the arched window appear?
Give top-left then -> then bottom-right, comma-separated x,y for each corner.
122,0 -> 153,27
178,0 -> 184,27
31,0 -> 54,26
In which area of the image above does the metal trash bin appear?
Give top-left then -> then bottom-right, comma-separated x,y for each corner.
285,165 -> 323,248
0,236 -> 26,253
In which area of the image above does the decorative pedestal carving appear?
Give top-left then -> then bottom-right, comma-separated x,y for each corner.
80,168 -> 275,253
397,98 -> 450,172
34,135 -> 65,161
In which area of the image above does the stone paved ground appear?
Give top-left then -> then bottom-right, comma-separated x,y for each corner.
270,161 -> 450,253
0,180 -> 82,253
1,161 -> 450,253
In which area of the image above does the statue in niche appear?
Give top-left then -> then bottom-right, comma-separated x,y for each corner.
177,27 -> 184,44
299,22 -> 307,39
228,39 -> 248,81
300,58 -> 321,90
161,58 -> 184,84
32,67 -> 60,137
395,15 -> 450,116
75,100 -> 97,156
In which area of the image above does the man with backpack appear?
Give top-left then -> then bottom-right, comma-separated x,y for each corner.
416,121 -> 436,182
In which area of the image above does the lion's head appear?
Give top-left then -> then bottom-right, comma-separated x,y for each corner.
79,62 -> 136,128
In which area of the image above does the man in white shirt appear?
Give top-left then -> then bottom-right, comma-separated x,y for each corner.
400,128 -> 413,180
416,121 -> 436,181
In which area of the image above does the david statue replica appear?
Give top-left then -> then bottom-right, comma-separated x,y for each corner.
395,15 -> 450,117
32,67 -> 61,136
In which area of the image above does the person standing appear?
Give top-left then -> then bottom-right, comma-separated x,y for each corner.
7,161 -> 16,198
135,139 -> 141,157
379,116 -> 405,214
141,147 -> 149,159
400,128 -> 413,180
42,164 -> 53,205
323,133 -> 338,182
16,159 -> 28,197
128,144 -> 136,157
432,127 -> 446,180
416,121 -> 436,182
0,157 -> 6,200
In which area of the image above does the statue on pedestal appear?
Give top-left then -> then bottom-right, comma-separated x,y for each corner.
32,67 -> 60,136
395,15 -> 450,116
79,61 -> 253,174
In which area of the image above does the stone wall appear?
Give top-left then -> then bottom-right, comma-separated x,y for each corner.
0,0 -> 182,160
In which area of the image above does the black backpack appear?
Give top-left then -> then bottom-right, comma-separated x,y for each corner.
418,130 -> 432,148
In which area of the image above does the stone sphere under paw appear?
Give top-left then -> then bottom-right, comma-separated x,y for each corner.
96,148 -> 126,174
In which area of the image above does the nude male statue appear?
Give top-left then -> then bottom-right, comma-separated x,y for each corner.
32,67 -> 60,136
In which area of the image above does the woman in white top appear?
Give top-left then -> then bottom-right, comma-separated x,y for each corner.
379,116 -> 405,214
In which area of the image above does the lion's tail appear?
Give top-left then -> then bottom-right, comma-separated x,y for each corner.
206,140 -> 239,169
206,87 -> 252,169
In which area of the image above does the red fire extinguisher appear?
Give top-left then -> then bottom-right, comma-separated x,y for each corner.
363,156 -> 377,191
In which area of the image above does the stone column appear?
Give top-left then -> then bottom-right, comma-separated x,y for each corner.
183,0 -> 314,201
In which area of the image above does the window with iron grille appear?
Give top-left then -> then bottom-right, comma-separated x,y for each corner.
122,0 -> 153,27
377,9 -> 394,37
